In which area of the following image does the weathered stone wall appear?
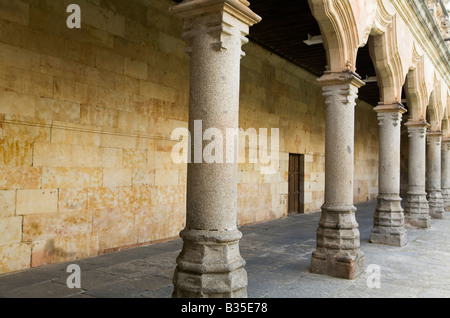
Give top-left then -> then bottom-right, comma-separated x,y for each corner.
0,0 -> 379,274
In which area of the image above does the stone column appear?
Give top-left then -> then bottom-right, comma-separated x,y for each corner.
426,131 -> 445,219
441,138 -> 450,211
370,104 -> 407,246
170,0 -> 260,298
404,120 -> 431,228
310,71 -> 365,279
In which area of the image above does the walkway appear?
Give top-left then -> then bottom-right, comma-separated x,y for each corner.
0,200 -> 449,298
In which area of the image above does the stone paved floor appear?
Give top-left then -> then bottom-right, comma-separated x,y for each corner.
1,199 -> 450,298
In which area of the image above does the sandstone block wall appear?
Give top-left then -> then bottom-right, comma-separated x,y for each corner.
0,0 -> 379,274
400,124 -> 409,197
354,100 -> 379,203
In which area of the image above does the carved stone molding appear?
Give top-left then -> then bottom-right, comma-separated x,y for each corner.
170,0 -> 261,57
374,103 -> 407,127
405,55 -> 435,121
370,15 -> 414,105
307,0 -> 377,73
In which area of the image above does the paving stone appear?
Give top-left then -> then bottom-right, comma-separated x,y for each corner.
141,285 -> 173,298
51,269 -> 126,291
2,280 -> 82,298
0,271 -> 56,294
152,238 -> 183,253
119,275 -> 172,291
84,283 -> 147,298
1,200 -> 450,298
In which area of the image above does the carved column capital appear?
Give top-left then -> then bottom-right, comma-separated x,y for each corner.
442,137 -> 450,147
374,103 -> 407,127
427,130 -> 443,146
405,119 -> 429,138
318,71 -> 365,108
170,0 -> 261,56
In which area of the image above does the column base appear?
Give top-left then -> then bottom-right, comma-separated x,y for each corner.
310,204 -> 364,279
370,195 -> 407,246
370,228 -> 407,246
442,189 -> 450,212
172,229 -> 247,298
310,250 -> 365,279
427,190 -> 445,219
404,192 -> 431,229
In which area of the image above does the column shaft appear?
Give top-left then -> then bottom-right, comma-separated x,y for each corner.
441,138 -> 450,211
404,120 -> 431,228
310,71 -> 365,279
370,104 -> 407,246
170,0 -> 260,298
427,131 -> 445,219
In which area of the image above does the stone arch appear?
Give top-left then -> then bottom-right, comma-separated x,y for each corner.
427,78 -> 447,131
307,0 -> 377,73
427,97 -> 439,131
369,14 -> 414,104
371,0 -> 396,36
447,95 -> 450,136
405,53 -> 436,121
442,109 -> 449,137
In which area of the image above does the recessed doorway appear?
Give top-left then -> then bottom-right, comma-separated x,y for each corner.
288,154 -> 305,214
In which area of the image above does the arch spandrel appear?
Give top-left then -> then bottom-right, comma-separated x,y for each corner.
352,0 -> 379,45
307,0 -> 377,73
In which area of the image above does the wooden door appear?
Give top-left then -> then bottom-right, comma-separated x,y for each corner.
288,154 -> 304,214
